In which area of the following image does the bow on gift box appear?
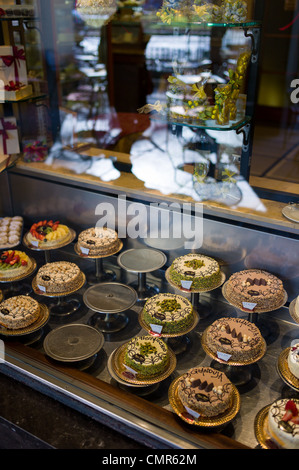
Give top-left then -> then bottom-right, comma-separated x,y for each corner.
23,141 -> 47,162
0,46 -> 25,84
0,118 -> 18,155
4,80 -> 23,91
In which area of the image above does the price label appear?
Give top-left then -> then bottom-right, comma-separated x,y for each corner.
80,247 -> 90,255
150,324 -> 163,335
181,280 -> 193,291
37,285 -> 46,293
31,240 -> 39,247
123,364 -> 137,376
242,302 -> 257,311
184,406 -> 200,419
217,351 -> 231,362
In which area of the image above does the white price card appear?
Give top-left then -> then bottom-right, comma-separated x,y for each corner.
123,364 -> 137,376
184,406 -> 200,419
217,351 -> 232,362
31,240 -> 39,247
80,247 -> 90,255
181,280 -> 193,290
242,302 -> 257,311
150,324 -> 163,335
37,285 -> 46,293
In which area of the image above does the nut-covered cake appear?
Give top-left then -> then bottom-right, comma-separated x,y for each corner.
0,250 -> 32,279
205,317 -> 264,363
36,261 -> 81,293
268,399 -> 299,449
177,366 -> 233,418
28,220 -> 71,248
169,253 -> 221,290
225,269 -> 285,311
0,295 -> 40,330
142,293 -> 194,334
77,227 -> 119,256
295,296 -> 299,317
123,335 -> 169,378
288,342 -> 299,380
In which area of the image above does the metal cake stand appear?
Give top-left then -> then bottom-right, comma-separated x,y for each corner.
117,248 -> 167,302
32,272 -> 86,317
74,240 -> 123,285
83,282 -> 138,333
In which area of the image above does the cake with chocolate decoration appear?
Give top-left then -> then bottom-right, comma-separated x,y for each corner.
225,269 -> 285,311
142,293 -> 194,334
36,261 -> 81,294
77,227 -> 119,256
169,253 -> 221,290
268,399 -> 299,449
0,295 -> 40,330
205,317 -> 264,363
123,335 -> 169,379
177,366 -> 233,418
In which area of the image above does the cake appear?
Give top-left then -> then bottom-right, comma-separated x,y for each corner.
77,227 -> 119,256
142,293 -> 194,334
225,269 -> 285,311
205,317 -> 264,363
36,261 -> 82,293
177,366 -> 233,418
0,216 -> 23,247
169,253 -> 221,290
123,335 -> 169,378
0,295 -> 40,330
295,296 -> 299,317
288,342 -> 299,380
0,250 -> 32,279
28,220 -> 71,248
268,399 -> 299,449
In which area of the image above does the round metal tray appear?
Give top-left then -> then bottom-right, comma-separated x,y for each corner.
83,282 -> 138,314
117,248 -> 167,273
43,324 -> 105,362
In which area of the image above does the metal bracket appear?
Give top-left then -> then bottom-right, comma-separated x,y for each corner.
236,122 -> 251,153
244,27 -> 260,64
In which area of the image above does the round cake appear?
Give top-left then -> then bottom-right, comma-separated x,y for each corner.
36,261 -> 82,294
268,399 -> 299,449
0,250 -> 32,279
204,317 -> 264,363
169,253 -> 221,290
123,335 -> 169,378
142,293 -> 194,334
28,220 -> 71,248
0,295 -> 40,330
295,296 -> 299,317
288,342 -> 299,379
177,366 -> 233,418
77,227 -> 119,256
225,269 -> 285,311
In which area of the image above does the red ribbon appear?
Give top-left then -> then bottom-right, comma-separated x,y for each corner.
4,80 -> 22,91
0,118 -> 17,155
0,9 -> 5,17
0,46 -> 25,83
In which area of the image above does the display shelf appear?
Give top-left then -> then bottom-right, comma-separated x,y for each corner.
150,113 -> 251,131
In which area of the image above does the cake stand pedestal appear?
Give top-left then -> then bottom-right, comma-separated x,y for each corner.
165,267 -> 226,319
43,324 -> 105,371
117,248 -> 167,302
0,256 -> 37,297
201,329 -> 267,386
83,282 -> 138,333
32,271 -> 86,316
139,310 -> 199,355
74,241 -> 123,285
23,229 -> 77,264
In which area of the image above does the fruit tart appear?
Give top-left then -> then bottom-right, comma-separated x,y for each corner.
27,220 -> 71,248
0,250 -> 32,279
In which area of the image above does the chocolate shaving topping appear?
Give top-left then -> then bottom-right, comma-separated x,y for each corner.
246,277 -> 267,287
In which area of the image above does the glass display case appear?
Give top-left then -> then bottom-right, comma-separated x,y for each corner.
0,0 -> 298,451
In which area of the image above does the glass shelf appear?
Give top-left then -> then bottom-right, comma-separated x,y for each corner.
150,113 -> 251,131
142,19 -> 261,33
4,93 -> 48,104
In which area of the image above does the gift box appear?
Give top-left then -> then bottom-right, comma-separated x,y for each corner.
0,4 -> 35,18
0,45 -> 29,90
0,80 -> 33,101
22,140 -> 48,163
0,117 -> 20,155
